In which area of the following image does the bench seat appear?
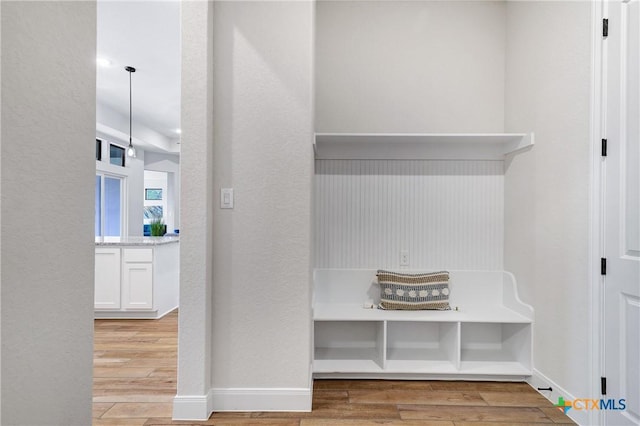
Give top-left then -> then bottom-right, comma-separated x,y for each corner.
313,269 -> 534,380
314,302 -> 531,323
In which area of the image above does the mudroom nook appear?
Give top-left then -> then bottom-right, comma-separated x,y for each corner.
312,133 -> 535,379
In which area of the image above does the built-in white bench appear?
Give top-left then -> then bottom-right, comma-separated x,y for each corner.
313,269 -> 534,380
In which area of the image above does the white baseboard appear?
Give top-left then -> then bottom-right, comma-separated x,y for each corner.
156,305 -> 179,319
210,387 -> 312,412
172,386 -> 312,420
172,391 -> 213,421
529,369 -> 593,426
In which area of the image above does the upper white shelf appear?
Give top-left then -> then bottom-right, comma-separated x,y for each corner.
314,133 -> 534,160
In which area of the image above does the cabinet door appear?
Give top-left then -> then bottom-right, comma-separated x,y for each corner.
122,262 -> 153,310
95,248 -> 121,309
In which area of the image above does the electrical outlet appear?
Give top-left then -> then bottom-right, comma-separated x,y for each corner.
400,250 -> 410,266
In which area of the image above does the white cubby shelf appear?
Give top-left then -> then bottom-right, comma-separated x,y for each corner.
313,269 -> 534,380
314,132 -> 534,160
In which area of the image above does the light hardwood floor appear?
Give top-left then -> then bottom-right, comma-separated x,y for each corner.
94,311 -> 575,425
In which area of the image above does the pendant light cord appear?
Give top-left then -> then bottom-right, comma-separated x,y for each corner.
129,69 -> 132,145
125,66 -> 136,151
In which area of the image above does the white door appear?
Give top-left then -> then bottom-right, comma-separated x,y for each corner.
604,1 -> 640,424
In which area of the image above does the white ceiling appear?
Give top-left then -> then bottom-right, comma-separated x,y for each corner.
97,1 -> 181,142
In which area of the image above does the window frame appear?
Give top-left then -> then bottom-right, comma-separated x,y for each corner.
95,171 -> 127,237
96,138 -> 102,161
109,143 -> 126,167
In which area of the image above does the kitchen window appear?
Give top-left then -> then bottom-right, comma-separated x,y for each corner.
96,173 -> 125,237
109,144 -> 126,167
96,139 -> 102,161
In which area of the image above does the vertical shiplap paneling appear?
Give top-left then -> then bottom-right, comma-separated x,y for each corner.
314,160 -> 504,270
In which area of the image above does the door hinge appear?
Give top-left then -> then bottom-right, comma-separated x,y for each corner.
601,258 -> 607,275
602,138 -> 607,157
601,377 -> 607,395
603,18 -> 609,37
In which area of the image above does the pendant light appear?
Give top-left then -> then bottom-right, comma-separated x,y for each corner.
125,66 -> 137,158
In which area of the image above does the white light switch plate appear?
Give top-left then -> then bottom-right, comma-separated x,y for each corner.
220,188 -> 234,209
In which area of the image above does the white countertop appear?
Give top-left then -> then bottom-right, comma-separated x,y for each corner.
95,236 -> 180,246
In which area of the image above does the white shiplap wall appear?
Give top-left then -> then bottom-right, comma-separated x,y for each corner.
314,160 -> 504,270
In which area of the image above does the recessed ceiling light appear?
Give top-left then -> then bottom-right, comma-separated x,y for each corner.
175,129 -> 182,134
96,57 -> 112,67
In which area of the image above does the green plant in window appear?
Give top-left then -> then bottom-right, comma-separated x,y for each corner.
150,216 -> 165,236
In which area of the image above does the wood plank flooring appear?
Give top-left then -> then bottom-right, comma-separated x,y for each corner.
94,311 -> 575,425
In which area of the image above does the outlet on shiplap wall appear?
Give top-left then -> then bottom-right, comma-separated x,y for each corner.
314,160 -> 504,270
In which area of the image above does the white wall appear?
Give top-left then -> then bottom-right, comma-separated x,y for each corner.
145,151 -> 180,174
127,152 -> 145,236
315,160 -> 504,270
209,0 -> 314,406
315,0 -> 506,133
174,0 -> 214,419
504,0 -> 592,403
145,151 -> 180,230
0,2 -> 95,424
97,101 -> 179,154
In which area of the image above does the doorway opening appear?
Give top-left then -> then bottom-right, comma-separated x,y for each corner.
93,0 -> 182,421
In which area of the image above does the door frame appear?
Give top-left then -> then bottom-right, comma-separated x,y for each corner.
589,0 -> 605,425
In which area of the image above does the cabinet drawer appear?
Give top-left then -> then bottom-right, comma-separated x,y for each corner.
123,248 -> 153,263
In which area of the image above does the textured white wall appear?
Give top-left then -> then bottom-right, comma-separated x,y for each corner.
315,160 -> 504,270
211,0 -> 313,390
0,2 -> 96,424
504,1 -> 592,399
176,0 -> 214,409
315,1 -> 506,133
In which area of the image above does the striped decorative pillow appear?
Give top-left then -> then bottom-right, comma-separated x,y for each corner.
377,270 -> 451,310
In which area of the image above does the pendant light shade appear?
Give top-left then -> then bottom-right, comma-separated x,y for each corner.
125,66 -> 137,158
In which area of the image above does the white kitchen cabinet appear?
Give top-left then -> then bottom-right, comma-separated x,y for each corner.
122,256 -> 154,310
94,237 -> 179,319
94,248 -> 121,310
